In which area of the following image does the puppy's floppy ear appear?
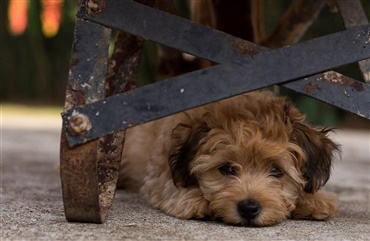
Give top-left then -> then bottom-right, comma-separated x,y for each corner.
168,121 -> 210,188
284,102 -> 340,194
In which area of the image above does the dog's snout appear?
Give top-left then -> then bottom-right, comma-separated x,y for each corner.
237,199 -> 261,220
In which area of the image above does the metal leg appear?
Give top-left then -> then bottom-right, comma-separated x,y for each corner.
60,18 -> 145,223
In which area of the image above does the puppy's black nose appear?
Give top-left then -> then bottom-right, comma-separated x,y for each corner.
237,199 -> 261,220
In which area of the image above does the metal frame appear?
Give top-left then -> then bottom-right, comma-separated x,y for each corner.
60,0 -> 370,223
62,23 -> 370,146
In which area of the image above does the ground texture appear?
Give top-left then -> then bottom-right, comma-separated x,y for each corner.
1,110 -> 369,240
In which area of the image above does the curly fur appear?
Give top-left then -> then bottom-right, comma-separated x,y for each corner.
118,90 -> 340,226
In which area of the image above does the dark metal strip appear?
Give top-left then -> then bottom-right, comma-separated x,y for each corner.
78,0 -> 370,117
60,18 -> 114,223
61,0 -> 157,224
283,71 -> 370,119
78,0 -> 265,61
62,25 -> 370,146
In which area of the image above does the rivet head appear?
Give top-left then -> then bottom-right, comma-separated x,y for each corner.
69,112 -> 92,136
86,0 -> 105,15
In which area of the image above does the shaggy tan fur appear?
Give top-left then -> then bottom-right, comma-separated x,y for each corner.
118,90 -> 340,226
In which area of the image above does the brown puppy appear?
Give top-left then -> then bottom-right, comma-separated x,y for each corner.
118,90 -> 340,226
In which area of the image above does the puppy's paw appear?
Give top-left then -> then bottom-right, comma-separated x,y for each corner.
292,190 -> 338,220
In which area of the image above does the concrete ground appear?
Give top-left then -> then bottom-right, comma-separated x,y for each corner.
1,107 -> 369,240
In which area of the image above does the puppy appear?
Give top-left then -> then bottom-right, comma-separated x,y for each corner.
118,90 -> 340,226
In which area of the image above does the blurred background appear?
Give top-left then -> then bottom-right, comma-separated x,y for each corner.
1,0 -> 369,127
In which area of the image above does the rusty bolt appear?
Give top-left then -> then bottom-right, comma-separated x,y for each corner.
86,0 -> 105,15
69,112 -> 92,136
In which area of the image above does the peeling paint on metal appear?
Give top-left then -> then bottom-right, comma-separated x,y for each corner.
305,82 -> 320,95
322,71 -> 364,92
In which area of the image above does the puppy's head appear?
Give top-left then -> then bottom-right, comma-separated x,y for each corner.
168,91 -> 340,226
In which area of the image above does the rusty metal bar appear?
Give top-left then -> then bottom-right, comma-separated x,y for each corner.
106,32 -> 145,95
61,1 -> 155,223
60,18 -> 113,223
62,25 -> 370,147
336,0 -> 370,82
61,22 -> 148,224
283,71 -> 370,119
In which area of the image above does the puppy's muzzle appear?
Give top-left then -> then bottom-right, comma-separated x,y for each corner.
238,199 -> 261,221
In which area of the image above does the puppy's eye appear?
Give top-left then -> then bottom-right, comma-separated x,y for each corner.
218,163 -> 238,176
270,165 -> 284,178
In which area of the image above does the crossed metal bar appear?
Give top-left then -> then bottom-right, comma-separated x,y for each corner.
63,0 -> 370,147
60,0 -> 370,223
